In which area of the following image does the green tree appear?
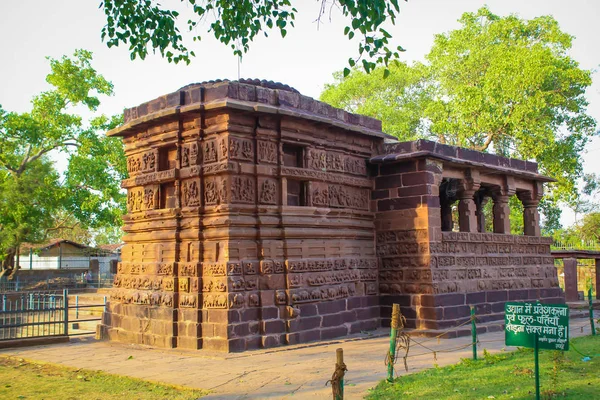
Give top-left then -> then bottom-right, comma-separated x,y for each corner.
322,6 -> 597,213
100,0 -> 405,73
0,50 -> 127,270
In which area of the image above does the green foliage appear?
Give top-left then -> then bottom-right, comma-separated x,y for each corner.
100,0 -> 405,73
552,173 -> 600,245
322,6 -> 597,212
367,335 -> 600,400
0,50 -> 126,266
0,356 -> 208,399
321,62 -> 432,141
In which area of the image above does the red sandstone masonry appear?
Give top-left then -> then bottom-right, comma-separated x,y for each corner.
102,80 -> 560,350
102,80 -> 386,352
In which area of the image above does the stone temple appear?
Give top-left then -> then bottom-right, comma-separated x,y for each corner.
100,79 -> 563,352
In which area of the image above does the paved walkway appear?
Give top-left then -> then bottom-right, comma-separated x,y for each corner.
0,319 -> 593,399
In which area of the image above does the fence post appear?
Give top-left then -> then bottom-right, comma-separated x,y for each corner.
589,287 -> 596,336
470,306 -> 477,360
63,289 -> 69,336
333,348 -> 346,400
15,277 -> 19,292
387,303 -> 400,382
75,295 -> 79,319
103,296 -> 107,312
2,294 -> 6,311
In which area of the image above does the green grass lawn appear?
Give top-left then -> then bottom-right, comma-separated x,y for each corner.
367,335 -> 599,399
0,356 -> 209,400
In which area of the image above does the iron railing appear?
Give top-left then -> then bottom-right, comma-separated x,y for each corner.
0,276 -> 114,293
0,291 -> 66,340
0,289 -> 106,341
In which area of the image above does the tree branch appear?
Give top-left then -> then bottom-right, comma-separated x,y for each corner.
15,140 -> 80,176
473,132 -> 495,151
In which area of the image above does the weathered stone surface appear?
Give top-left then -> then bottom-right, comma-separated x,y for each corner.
101,79 -> 561,351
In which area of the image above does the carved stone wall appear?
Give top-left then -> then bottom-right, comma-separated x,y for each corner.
102,80 -> 561,349
101,80 -> 386,351
372,147 -> 563,335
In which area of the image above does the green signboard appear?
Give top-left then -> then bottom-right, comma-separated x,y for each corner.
505,302 -> 569,351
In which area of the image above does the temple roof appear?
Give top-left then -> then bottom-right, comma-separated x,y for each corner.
107,79 -> 392,140
371,139 -> 555,182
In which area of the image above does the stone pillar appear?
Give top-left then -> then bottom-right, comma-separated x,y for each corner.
563,258 -> 578,302
522,204 -> 541,236
517,187 -> 542,236
458,193 -> 477,232
474,192 -> 488,233
457,169 -> 480,233
596,258 -> 600,300
440,198 -> 454,232
492,194 -> 511,234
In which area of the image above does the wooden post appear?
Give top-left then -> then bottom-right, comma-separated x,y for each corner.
328,348 -> 346,400
336,348 -> 344,400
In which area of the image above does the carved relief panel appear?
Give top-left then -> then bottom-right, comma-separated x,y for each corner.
228,137 -> 254,162
310,182 -> 369,210
127,150 -> 158,177
231,176 -> 255,203
181,141 -> 201,168
307,149 -> 366,176
127,185 -> 160,213
203,140 -> 218,164
258,178 -> 278,205
257,140 -> 278,164
204,176 -> 228,205
181,178 -> 201,207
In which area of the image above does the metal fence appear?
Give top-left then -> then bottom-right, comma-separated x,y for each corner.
0,289 -> 106,341
0,291 -> 66,340
0,275 -> 114,293
552,240 -> 600,251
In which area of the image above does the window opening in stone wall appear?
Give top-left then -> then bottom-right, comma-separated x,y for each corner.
283,144 -> 303,168
160,182 -> 176,209
287,179 -> 306,206
439,178 -> 459,231
158,146 -> 177,171
509,194 -> 524,235
475,187 -> 492,233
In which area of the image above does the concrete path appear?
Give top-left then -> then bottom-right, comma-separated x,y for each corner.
0,319 -> 594,400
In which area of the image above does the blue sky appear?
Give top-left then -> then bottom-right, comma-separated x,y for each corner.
1,0 -> 598,227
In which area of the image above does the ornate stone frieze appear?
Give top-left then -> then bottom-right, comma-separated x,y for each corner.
289,283 -> 356,304
281,167 -> 371,188
310,182 -> 369,210
121,169 -> 176,188
307,149 -> 367,176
